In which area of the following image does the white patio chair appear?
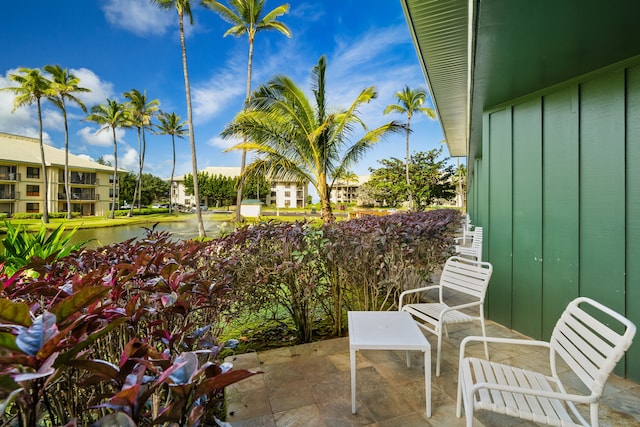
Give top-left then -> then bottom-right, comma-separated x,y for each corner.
456,297 -> 637,427
399,256 -> 493,376
455,226 -> 483,261
459,214 -> 475,245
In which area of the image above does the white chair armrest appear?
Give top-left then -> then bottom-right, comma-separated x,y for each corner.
459,335 -> 550,359
468,381 -> 596,405
398,285 -> 440,309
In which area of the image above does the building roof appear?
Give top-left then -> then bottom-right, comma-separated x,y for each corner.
0,132 -> 118,172
401,0 -> 640,164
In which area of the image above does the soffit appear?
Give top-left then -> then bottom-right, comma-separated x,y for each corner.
401,0 -> 640,161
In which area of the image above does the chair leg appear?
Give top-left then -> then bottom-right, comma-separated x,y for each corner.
436,332 -> 443,376
480,315 -> 489,360
456,370 -> 463,417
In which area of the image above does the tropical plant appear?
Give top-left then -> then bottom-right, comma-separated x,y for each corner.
383,85 -> 436,211
85,99 -> 128,219
156,111 -> 188,212
0,222 -> 89,276
0,228 -> 255,426
151,0 -> 205,237
221,55 -> 404,222
1,68 -> 55,223
203,0 -> 291,222
44,65 -> 91,219
123,89 -> 160,217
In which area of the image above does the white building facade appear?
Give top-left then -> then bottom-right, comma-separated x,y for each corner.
0,133 -> 123,216
171,166 -> 308,208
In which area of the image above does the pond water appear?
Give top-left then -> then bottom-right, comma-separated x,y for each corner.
71,218 -> 233,248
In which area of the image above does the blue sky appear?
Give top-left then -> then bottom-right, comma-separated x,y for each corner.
0,0 -> 447,182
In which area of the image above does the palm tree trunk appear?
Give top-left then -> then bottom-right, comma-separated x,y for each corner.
129,127 -> 142,217
179,10 -> 205,237
37,98 -> 49,224
63,104 -> 72,219
111,127 -> 118,220
170,135 -> 176,214
235,36 -> 255,222
318,176 -> 334,223
405,116 -> 412,211
139,129 -> 147,210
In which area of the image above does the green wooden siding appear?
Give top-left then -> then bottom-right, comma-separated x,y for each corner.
486,109 -> 513,325
474,59 -> 640,380
512,100 -> 543,338
541,88 -> 580,338
579,72 -> 626,312
626,64 -> 640,380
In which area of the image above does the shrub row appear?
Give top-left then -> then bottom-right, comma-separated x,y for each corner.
0,209 -> 459,425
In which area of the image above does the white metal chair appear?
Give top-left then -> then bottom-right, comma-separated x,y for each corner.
460,214 -> 475,245
399,256 -> 493,376
455,226 -> 483,262
456,297 -> 637,427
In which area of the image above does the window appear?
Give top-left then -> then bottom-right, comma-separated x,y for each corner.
26,203 -> 39,213
26,167 -> 40,179
109,175 -> 119,184
26,185 -> 39,196
109,189 -> 119,198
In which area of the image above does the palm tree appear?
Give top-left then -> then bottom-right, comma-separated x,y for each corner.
44,65 -> 90,219
156,112 -> 187,213
202,0 -> 291,222
1,68 -> 55,223
221,55 -> 404,223
151,0 -> 205,237
123,89 -> 159,216
383,86 -> 436,211
85,99 -> 127,219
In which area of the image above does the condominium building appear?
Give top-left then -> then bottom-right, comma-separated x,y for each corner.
0,132 -> 122,216
171,166 -> 308,208
329,175 -> 370,204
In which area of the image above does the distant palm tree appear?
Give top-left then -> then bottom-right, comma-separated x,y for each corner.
45,65 -> 90,219
221,55 -> 404,223
156,112 -> 187,213
123,89 -> 159,216
384,86 -> 436,211
86,99 -> 127,219
202,0 -> 291,222
1,68 -> 55,223
151,0 -> 205,237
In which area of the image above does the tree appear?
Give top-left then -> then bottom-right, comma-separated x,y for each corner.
362,148 -> 455,210
221,55 -> 403,222
453,161 -> 467,210
151,0 -> 205,237
383,86 -> 435,211
1,68 -> 55,223
86,99 -> 127,219
44,65 -> 90,219
156,112 -> 187,213
123,89 -> 159,217
202,0 -> 291,222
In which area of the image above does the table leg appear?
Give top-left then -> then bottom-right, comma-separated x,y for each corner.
351,349 -> 357,414
424,349 -> 431,417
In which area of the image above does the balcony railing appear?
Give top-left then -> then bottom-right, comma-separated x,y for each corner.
58,193 -> 96,201
0,191 -> 16,200
0,173 -> 20,181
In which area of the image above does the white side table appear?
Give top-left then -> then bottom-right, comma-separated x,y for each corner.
348,310 -> 431,417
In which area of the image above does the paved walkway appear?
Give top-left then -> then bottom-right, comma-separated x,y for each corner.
224,319 -> 640,426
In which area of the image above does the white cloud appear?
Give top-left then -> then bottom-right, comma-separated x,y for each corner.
101,0 -> 174,37
207,135 -> 240,151
192,69 -> 245,123
77,126 -> 126,147
70,68 -> 115,106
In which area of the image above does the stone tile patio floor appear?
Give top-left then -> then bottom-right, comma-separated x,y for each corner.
224,319 -> 640,427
